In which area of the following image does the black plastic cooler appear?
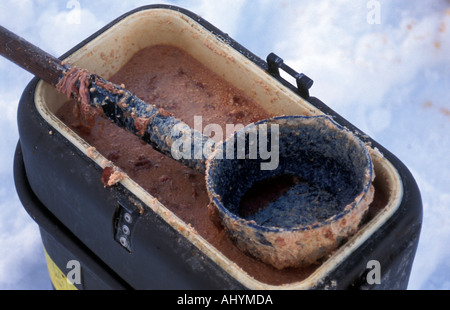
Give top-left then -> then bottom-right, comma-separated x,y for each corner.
13,5 -> 422,290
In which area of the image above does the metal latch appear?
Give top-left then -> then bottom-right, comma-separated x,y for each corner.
266,52 -> 313,100
114,199 -> 143,252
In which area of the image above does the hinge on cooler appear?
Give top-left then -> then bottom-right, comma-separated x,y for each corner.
266,52 -> 313,100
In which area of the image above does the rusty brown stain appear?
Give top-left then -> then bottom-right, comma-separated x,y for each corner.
158,107 -> 173,117
423,101 -> 433,108
324,229 -> 334,240
440,22 -> 446,33
440,107 -> 450,117
276,237 -> 286,247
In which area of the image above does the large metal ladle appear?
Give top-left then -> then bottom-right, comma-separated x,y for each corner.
1,25 -> 374,269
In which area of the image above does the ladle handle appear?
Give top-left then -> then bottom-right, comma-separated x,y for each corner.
0,25 -> 212,172
0,25 -> 66,86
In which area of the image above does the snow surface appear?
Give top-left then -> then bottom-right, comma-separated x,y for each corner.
0,0 -> 449,290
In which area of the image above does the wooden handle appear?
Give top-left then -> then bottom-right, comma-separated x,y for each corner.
0,25 -> 66,86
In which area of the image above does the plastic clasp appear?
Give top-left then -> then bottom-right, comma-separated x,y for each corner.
266,52 -> 313,99
114,199 -> 142,252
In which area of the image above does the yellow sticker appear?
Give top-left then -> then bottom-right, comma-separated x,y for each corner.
44,248 -> 78,290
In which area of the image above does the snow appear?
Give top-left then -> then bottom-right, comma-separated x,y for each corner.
0,0 -> 449,290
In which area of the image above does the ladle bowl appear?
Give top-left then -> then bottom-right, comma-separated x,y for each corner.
206,115 -> 375,269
